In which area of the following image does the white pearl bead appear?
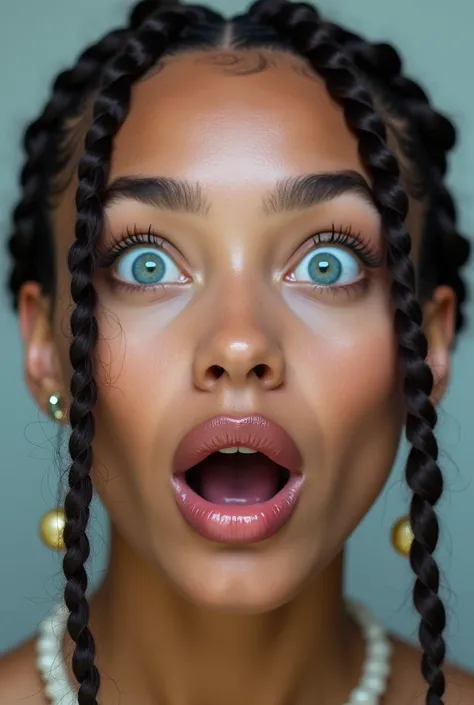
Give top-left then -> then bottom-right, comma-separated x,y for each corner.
40,620 -> 58,637
350,687 -> 378,704
360,675 -> 386,695
37,635 -> 57,654
367,641 -> 392,660
44,680 -> 65,699
37,655 -> 55,674
366,623 -> 385,640
364,661 -> 390,678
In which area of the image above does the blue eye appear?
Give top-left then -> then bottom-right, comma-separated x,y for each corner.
292,246 -> 361,287
114,247 -> 182,287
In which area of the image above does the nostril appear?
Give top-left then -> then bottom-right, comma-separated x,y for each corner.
253,364 -> 268,379
209,365 -> 225,380
200,362 -> 281,388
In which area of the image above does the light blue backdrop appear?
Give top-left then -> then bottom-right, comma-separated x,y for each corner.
1,0 -> 473,668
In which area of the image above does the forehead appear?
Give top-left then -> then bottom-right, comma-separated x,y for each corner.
53,49 -> 425,261
109,50 -> 367,186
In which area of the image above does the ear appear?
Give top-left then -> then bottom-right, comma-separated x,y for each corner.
423,286 -> 456,406
18,282 -> 67,422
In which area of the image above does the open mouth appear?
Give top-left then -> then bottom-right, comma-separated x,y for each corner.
184,448 -> 291,506
171,414 -> 303,544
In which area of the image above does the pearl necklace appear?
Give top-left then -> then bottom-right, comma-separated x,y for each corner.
36,600 -> 392,705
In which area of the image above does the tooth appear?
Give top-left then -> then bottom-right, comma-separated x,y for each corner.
218,447 -> 239,454
238,447 -> 258,454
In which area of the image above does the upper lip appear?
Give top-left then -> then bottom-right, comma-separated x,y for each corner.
173,415 -> 302,475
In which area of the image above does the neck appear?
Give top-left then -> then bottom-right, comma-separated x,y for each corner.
80,529 -> 363,705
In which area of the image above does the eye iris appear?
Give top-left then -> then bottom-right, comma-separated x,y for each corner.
308,252 -> 342,285
131,252 -> 165,285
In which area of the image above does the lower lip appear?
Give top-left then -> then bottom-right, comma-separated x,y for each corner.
171,474 -> 304,544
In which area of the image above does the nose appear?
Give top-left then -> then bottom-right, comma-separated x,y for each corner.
192,318 -> 285,392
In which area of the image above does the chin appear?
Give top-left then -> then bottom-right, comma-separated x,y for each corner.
155,538 -> 318,614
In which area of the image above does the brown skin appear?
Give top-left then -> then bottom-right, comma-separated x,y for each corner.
0,49 -> 471,704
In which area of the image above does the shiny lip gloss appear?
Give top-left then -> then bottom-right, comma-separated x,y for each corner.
171,415 -> 304,545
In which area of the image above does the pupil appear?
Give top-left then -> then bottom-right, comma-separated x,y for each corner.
132,252 -> 165,285
309,252 -> 341,285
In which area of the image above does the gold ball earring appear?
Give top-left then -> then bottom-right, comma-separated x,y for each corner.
40,393 -> 66,550
39,508 -> 66,551
48,392 -> 64,421
391,515 -> 414,557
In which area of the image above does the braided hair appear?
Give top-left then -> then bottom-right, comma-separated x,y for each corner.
7,1 -> 169,310
7,1 -> 470,703
326,22 -> 470,335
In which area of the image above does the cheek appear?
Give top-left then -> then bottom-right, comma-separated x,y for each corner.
322,325 -> 403,506
285,286 -> 403,551
84,309 -> 194,552
315,318 -> 401,461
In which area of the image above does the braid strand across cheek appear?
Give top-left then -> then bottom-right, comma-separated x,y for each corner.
247,2 -> 447,703
64,8 -> 194,704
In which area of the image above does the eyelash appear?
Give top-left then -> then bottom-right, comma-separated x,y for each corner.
96,223 -> 382,295
97,225 -> 166,268
310,224 -> 382,269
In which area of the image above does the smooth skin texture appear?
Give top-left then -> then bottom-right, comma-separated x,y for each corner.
1,50 -> 472,704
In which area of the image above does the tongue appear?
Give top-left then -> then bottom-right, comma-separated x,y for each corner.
198,453 -> 281,505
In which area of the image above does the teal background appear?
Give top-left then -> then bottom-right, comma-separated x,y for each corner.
1,0 -> 473,668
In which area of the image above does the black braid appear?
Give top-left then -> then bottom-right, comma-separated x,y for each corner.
246,2 -> 446,703
7,0 -> 169,310
7,29 -> 126,309
65,6 -> 200,703
326,23 -> 470,334
7,1 -> 188,702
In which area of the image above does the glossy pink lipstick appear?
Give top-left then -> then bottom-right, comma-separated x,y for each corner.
171,415 -> 303,544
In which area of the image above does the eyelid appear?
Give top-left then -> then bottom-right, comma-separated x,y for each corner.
285,225 -> 383,277
96,226 -> 189,274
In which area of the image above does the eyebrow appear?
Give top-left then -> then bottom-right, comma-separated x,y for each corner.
104,176 -> 211,215
103,170 -> 376,218
262,170 -> 377,215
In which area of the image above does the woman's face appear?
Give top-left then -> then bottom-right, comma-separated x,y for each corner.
24,49 -> 453,611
